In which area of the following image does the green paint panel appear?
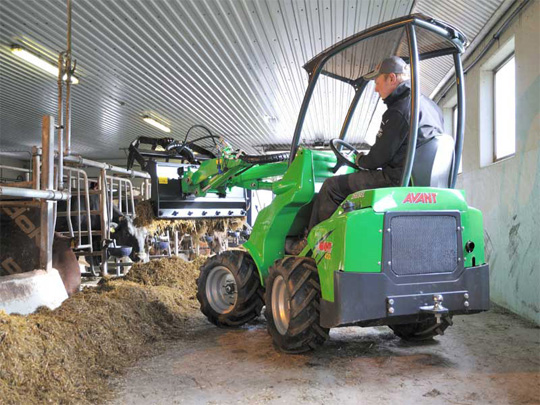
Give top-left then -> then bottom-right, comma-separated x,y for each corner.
244,148 -> 338,285
461,207 -> 486,265
306,208 -> 384,301
305,186 -> 486,301
339,187 -> 468,213
181,149 -> 288,196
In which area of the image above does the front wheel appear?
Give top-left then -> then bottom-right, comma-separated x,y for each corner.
265,257 -> 329,353
197,251 -> 264,327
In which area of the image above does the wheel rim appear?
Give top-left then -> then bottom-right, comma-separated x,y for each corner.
271,275 -> 290,335
205,265 -> 237,314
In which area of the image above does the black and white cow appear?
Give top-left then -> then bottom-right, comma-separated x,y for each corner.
55,194 -> 147,263
1,194 -> 147,280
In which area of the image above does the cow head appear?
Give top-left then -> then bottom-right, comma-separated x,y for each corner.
111,216 -> 148,262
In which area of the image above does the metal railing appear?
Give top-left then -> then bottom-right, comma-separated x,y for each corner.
105,175 -> 136,219
61,167 -> 94,250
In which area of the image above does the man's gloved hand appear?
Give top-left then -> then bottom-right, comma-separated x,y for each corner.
355,151 -> 365,167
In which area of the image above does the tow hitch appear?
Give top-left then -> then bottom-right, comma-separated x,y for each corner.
420,294 -> 449,325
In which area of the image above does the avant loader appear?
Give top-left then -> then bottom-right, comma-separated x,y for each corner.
166,14 -> 490,353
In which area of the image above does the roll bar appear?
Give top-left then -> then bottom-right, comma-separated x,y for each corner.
289,14 -> 467,189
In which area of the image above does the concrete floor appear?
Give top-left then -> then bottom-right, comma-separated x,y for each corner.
111,306 -> 539,405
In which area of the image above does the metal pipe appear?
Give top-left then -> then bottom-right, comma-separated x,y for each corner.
40,116 -> 56,271
109,176 -> 114,221
289,66 -> 323,164
66,167 -> 93,252
57,52 -> 64,190
62,154 -> 151,178
0,186 -> 69,200
0,165 -> 31,173
66,170 -> 74,237
32,147 -> 40,191
76,170 -> 81,245
128,181 -> 135,216
412,19 -> 466,54
64,0 -> 73,156
145,179 -> 151,199
118,177 -> 123,213
100,169 -> 109,275
400,25 -> 420,187
126,181 -> 130,215
451,53 -> 466,188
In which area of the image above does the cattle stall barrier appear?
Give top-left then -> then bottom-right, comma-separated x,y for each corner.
55,156 -> 151,276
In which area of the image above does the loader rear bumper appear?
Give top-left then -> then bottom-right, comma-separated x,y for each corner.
320,264 -> 489,328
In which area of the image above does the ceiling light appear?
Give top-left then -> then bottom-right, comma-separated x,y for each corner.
11,45 -> 79,84
263,115 -> 278,124
142,116 -> 171,133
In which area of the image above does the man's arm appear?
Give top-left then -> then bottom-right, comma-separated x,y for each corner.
356,109 -> 408,169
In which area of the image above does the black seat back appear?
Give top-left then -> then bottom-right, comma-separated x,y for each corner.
411,134 -> 454,188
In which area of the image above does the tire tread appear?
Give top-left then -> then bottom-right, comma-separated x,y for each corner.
265,257 -> 329,353
196,251 -> 264,328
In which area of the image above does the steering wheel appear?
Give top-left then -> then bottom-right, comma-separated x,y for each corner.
329,139 -> 362,172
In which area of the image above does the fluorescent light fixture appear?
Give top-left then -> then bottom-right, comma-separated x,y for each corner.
263,115 -> 278,124
142,116 -> 171,133
11,45 -> 79,84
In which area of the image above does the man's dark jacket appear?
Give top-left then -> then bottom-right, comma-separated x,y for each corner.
356,80 -> 445,184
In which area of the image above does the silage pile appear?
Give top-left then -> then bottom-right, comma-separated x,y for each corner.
0,256 -> 207,405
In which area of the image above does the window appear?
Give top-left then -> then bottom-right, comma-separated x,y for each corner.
452,105 -> 463,173
478,36 -> 514,167
493,55 -> 516,160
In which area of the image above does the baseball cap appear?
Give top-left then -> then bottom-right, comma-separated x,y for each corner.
364,56 -> 409,80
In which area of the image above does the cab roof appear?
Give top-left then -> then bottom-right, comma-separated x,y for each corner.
303,14 -> 468,85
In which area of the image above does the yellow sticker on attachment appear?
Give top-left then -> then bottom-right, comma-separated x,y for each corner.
158,176 -> 168,184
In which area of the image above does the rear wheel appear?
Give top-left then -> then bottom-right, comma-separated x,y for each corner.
197,251 -> 264,327
390,316 -> 453,342
265,257 -> 329,353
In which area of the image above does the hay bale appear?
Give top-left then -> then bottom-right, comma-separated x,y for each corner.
0,256 -> 208,404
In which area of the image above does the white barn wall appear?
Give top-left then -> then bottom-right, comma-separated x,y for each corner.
439,1 -> 539,323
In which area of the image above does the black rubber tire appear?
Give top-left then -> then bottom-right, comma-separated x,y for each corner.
390,316 -> 453,342
265,257 -> 329,353
197,251 -> 264,327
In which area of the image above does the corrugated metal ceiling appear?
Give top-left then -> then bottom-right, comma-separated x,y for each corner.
0,0 -> 505,162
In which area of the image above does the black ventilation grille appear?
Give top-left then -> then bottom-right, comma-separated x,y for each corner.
389,214 -> 458,276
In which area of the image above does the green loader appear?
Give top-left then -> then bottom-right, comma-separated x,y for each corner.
187,14 -> 490,353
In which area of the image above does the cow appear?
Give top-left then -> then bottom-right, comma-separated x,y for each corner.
52,233 -> 81,296
109,215 -> 147,262
55,194 -> 147,263
0,207 -> 80,297
1,194 -> 147,281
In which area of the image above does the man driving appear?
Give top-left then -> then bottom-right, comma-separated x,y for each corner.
308,56 -> 445,230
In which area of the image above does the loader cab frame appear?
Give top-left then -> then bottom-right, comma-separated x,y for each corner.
288,14 -> 467,189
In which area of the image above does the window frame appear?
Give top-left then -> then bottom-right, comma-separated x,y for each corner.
492,53 -> 516,162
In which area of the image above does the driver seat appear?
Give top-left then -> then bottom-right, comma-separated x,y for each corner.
411,134 -> 454,188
